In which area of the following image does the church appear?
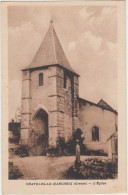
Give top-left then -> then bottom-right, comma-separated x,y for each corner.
21,22 -> 118,156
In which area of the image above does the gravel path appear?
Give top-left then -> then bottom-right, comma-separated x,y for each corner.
9,156 -> 108,180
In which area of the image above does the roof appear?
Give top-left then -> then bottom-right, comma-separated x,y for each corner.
97,99 -> 114,112
22,22 -> 79,76
107,131 -> 118,141
78,98 -> 118,114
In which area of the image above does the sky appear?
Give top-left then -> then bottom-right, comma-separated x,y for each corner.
8,5 -> 117,122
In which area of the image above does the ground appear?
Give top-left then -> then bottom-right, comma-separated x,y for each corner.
9,156 -> 109,180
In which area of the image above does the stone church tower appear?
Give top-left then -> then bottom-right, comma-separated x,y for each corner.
21,22 -> 79,156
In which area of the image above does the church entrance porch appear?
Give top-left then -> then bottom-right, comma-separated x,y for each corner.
29,109 -> 48,156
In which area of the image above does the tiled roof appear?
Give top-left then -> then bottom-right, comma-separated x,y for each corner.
97,99 -> 114,112
22,23 -> 79,76
79,98 -> 118,114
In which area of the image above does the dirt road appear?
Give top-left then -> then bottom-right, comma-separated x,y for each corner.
10,156 -> 108,180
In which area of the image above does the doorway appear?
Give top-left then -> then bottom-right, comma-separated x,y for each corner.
30,109 -> 48,156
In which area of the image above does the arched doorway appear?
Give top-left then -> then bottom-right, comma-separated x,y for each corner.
30,109 -> 48,156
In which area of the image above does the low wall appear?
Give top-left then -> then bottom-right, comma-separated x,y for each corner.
85,142 -> 108,154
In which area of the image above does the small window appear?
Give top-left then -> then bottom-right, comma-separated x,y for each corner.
39,73 -> 43,86
64,72 -> 67,88
92,126 -> 99,142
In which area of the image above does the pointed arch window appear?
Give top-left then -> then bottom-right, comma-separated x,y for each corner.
39,73 -> 43,86
92,126 -> 99,142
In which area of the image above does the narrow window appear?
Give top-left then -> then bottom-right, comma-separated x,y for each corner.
39,73 -> 43,86
92,126 -> 99,142
64,72 -> 67,88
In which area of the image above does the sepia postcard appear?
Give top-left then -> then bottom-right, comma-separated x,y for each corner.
1,1 -> 127,194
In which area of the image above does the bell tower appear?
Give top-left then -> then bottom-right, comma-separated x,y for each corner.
21,21 -> 79,155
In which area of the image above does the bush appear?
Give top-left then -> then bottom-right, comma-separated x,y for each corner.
9,136 -> 19,144
57,137 -> 66,151
9,162 -> 23,179
66,138 -> 76,155
52,129 -> 86,156
67,159 -> 114,179
47,147 -> 59,157
66,128 -> 86,155
18,145 -> 29,157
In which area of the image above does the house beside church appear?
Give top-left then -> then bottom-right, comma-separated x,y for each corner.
20,22 -> 118,156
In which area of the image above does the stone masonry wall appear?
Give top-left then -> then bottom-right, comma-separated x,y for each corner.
30,66 -> 59,147
56,67 -> 64,138
56,67 -> 72,141
21,66 -> 58,148
21,70 -> 31,145
56,66 -> 78,141
54,66 -> 79,142
21,65 -> 79,149
63,74 -> 72,141
72,76 -> 79,132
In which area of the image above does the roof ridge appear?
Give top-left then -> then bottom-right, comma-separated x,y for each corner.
79,97 -> 117,114
97,99 -> 114,111
51,25 -> 57,64
22,22 -> 79,76
52,27 -> 77,74
31,25 -> 52,66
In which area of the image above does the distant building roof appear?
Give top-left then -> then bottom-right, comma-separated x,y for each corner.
22,22 -> 79,76
79,98 -> 118,114
107,131 -> 118,141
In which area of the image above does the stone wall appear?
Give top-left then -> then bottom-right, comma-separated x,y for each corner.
21,65 -> 117,155
63,73 -> 72,141
21,65 -> 80,150
79,100 -> 118,153
72,76 -> 79,132
21,70 -> 31,145
30,66 -> 58,147
56,67 -> 64,139
56,66 -> 79,141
